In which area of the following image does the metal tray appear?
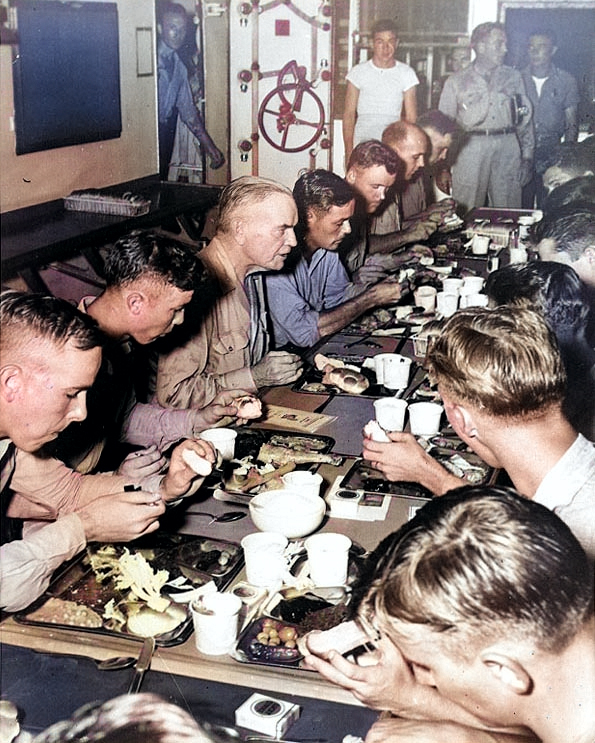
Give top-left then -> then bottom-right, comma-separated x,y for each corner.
340,440 -> 494,498
14,532 -> 243,647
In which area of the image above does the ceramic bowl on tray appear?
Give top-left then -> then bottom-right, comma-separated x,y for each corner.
249,489 -> 325,538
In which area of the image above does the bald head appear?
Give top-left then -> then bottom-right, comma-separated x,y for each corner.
382,121 -> 429,180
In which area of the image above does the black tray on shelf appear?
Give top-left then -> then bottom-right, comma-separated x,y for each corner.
14,532 -> 244,647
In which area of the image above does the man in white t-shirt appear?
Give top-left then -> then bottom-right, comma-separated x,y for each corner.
343,18 -> 418,164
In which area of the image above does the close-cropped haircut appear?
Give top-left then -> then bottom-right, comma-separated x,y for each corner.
371,18 -> 398,37
543,175 -> 595,212
31,692 -> 239,743
157,1 -> 186,24
293,169 -> 355,226
471,21 -> 505,48
529,28 -> 557,45
214,176 -> 293,235
417,109 -> 458,136
536,205 -> 595,261
548,140 -> 595,177
485,261 -> 590,334
357,485 -> 593,655
102,230 -> 200,292
347,139 -> 399,175
0,290 -> 103,357
427,306 -> 566,418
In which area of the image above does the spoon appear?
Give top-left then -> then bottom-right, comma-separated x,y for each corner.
95,655 -> 137,671
188,510 -> 246,524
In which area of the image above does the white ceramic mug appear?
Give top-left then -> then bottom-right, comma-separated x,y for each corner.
465,293 -> 489,307
191,592 -> 242,655
413,285 -> 437,312
382,354 -> 412,390
281,471 -> 323,498
471,235 -> 490,255
373,397 -> 408,432
241,532 -> 288,588
442,277 -> 464,295
373,353 -> 393,386
462,276 -> 484,293
200,428 -> 237,460
305,533 -> 352,587
408,402 -> 443,437
436,292 -> 458,318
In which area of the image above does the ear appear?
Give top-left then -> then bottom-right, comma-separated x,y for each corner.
441,394 -> 477,438
231,217 -> 247,245
481,651 -> 532,695
0,365 -> 23,403
584,246 -> 595,263
345,169 -> 356,185
126,291 -> 145,317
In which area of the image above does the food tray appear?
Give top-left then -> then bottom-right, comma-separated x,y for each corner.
234,428 -> 335,462
232,545 -> 367,669
14,532 -> 243,646
293,361 -> 417,399
64,190 -> 151,217
340,440 -> 494,498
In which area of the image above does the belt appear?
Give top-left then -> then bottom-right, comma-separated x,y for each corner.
468,127 -> 516,136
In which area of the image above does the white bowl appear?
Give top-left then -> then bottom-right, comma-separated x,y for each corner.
249,488 -> 326,538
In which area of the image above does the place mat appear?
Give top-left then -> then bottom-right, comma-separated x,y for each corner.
258,404 -> 336,432
314,395 -> 375,456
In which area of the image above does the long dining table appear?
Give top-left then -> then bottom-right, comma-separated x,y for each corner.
0,241 -> 504,738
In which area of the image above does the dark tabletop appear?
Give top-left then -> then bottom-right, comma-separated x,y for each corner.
0,643 -> 378,739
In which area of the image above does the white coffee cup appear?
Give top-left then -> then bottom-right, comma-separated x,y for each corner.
191,592 -> 242,655
241,532 -> 288,588
373,353 -> 393,386
442,277 -> 464,295
374,397 -> 408,432
382,354 -> 412,390
282,470 -> 323,498
517,214 -> 533,240
413,285 -> 437,312
509,246 -> 528,264
408,402 -> 443,437
471,235 -> 490,255
465,293 -> 489,307
436,291 -> 458,318
305,533 -> 352,587
200,428 -> 237,460
462,276 -> 484,293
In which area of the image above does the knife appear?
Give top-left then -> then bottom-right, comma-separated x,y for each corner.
127,636 -> 155,694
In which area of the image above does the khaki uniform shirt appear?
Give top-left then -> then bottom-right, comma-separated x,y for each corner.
156,237 -> 263,409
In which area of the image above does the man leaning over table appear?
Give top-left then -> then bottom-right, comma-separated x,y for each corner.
0,291 -> 214,612
307,486 -> 594,743
265,170 -> 405,350
339,139 -> 433,287
156,176 -> 303,410
362,306 -> 595,561
51,230 -> 251,477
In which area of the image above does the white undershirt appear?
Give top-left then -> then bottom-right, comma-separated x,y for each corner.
532,75 -> 548,97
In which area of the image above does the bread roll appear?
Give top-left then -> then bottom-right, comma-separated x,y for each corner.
314,353 -> 345,372
182,448 -> 213,477
299,620 -> 369,658
234,395 -> 263,419
127,603 -> 187,638
363,420 -> 390,442
323,367 -> 369,394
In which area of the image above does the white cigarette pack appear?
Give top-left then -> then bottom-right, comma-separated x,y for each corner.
235,693 -> 300,737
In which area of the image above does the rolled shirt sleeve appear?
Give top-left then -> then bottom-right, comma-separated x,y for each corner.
266,250 -> 351,349
0,514 -> 86,612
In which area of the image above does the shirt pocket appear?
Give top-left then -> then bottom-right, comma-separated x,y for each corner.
210,329 -> 250,371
